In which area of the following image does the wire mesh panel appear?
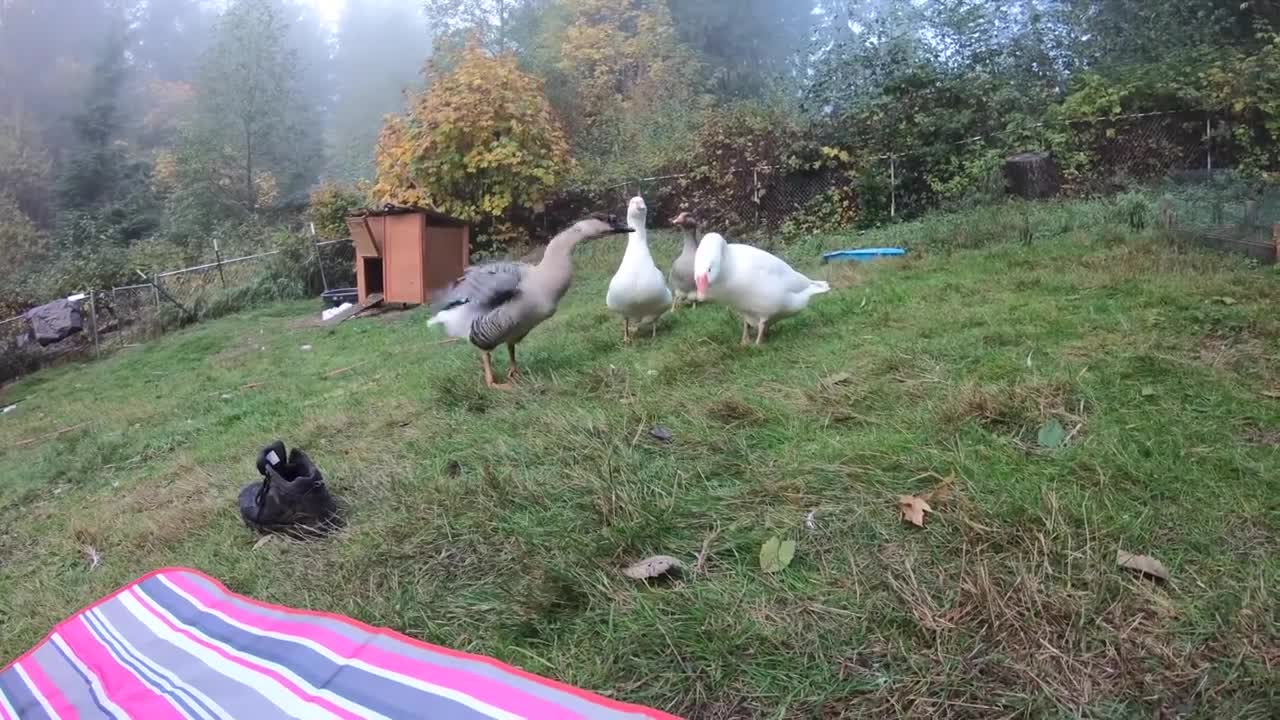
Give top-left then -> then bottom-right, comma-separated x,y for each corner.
106,286 -> 165,347
1065,112 -> 1211,193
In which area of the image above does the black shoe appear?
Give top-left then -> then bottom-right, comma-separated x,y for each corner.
239,441 -> 339,537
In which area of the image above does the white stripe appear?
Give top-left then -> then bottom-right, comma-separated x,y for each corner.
85,608 -> 227,720
10,664 -> 58,718
118,590 -> 347,720
78,611 -> 198,719
48,634 -> 131,718
156,576 -> 521,720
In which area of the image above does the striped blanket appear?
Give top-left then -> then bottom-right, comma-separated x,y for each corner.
0,568 -> 677,720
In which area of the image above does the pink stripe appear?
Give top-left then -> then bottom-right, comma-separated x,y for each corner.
129,588 -> 364,720
57,621 -> 183,720
167,573 -> 577,720
15,657 -> 79,720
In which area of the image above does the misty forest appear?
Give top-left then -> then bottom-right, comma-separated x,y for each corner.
1,0 -> 1278,313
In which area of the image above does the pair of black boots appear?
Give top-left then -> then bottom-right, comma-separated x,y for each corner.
238,441 -> 339,537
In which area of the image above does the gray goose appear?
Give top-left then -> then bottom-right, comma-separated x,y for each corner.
668,211 -> 701,311
428,214 -> 632,388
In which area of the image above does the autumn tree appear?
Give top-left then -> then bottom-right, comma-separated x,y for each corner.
372,45 -> 570,246
553,0 -> 705,184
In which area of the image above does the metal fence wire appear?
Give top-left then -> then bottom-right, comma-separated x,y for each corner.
0,238 -> 354,384
572,110 -> 1228,235
1,111 -> 1273,383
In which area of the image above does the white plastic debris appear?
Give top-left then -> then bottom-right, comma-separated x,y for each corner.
66,293 -> 88,303
322,302 -> 353,322
300,344 -> 313,352
1,403 -> 17,415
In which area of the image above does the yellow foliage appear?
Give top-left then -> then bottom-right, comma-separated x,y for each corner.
142,81 -> 195,134
152,151 -> 180,194
254,171 -> 279,208
308,182 -> 364,239
372,45 -> 571,240
556,0 -> 700,128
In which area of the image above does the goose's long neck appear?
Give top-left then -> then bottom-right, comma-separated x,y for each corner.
536,225 -> 589,289
681,227 -> 698,253
623,222 -> 653,264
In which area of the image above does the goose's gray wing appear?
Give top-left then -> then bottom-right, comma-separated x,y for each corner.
431,262 -> 529,313
468,300 -> 531,350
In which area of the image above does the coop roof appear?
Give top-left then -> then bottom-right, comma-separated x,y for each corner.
353,204 -> 469,227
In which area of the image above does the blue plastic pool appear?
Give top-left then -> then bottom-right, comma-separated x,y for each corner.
821,248 -> 907,263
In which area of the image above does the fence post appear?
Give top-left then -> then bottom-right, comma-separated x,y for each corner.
1206,114 -> 1213,177
752,167 -> 760,226
310,223 -> 329,293
87,289 -> 100,358
890,155 -> 897,219
213,236 -> 227,289
153,285 -> 162,336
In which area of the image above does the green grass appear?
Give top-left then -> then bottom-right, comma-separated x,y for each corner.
1,199 -> 1278,718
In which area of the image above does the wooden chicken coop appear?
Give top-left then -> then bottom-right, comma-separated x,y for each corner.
346,206 -> 471,307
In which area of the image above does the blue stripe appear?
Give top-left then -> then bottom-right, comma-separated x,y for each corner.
0,661 -> 55,720
83,609 -> 212,719
84,609 -> 215,719
47,640 -> 118,720
137,577 -> 493,720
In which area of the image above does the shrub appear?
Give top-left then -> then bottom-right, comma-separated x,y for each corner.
308,182 -> 364,240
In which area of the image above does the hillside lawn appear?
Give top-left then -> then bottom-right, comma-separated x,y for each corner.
1,199 -> 1277,718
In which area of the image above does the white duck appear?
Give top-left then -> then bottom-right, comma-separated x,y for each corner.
606,196 -> 672,342
694,233 -> 831,346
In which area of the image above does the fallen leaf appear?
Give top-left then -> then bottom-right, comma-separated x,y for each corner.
898,495 -> 933,527
804,510 -> 818,530
622,555 -> 683,580
1140,386 -> 1158,398
821,372 -> 853,388
759,536 -> 796,573
1038,418 -> 1068,449
1116,550 -> 1169,581
1212,296 -> 1238,306
1261,389 -> 1280,400
649,426 -> 673,443
253,535 -> 275,551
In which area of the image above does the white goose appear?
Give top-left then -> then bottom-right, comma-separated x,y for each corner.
694,233 -> 831,345
606,196 -> 672,342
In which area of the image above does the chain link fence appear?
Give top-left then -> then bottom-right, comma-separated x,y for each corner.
0,238 -> 354,384
3,111 -> 1274,384
571,110 -> 1230,235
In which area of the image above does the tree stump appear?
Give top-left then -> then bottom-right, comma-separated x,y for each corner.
1005,152 -> 1061,200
